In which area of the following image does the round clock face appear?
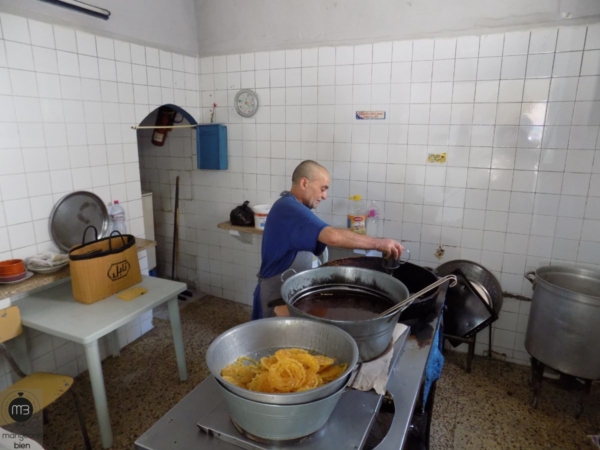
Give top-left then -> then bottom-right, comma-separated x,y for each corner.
234,89 -> 259,117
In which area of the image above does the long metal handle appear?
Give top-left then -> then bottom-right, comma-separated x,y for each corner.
131,124 -> 198,130
376,275 -> 458,318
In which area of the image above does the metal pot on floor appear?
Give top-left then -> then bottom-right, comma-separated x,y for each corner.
524,266 -> 600,380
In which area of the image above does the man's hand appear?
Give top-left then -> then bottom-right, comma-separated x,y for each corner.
318,227 -> 404,259
376,239 -> 404,260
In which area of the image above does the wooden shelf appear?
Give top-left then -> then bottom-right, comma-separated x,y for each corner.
1,238 -> 158,301
217,221 -> 262,244
136,238 -> 157,252
217,221 -> 263,235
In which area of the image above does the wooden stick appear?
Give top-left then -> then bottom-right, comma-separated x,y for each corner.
171,176 -> 180,281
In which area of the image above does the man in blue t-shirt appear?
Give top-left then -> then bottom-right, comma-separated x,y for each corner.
252,160 -> 404,319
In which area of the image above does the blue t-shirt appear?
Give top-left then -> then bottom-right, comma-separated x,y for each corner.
251,193 -> 329,320
259,193 -> 328,279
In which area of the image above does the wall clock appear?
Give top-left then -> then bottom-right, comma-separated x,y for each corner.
234,89 -> 259,117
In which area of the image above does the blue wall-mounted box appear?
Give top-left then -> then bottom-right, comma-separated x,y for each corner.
196,124 -> 227,170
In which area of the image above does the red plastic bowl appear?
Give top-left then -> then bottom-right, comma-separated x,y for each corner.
0,259 -> 25,277
0,271 -> 28,283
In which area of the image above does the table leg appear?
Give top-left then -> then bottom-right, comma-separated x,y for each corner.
109,330 -> 120,357
167,297 -> 188,381
84,340 -> 112,448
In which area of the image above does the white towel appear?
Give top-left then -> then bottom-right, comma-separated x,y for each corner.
350,323 -> 408,395
26,252 -> 69,268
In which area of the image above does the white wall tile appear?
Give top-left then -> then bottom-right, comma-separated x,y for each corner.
479,33 -> 504,57
1,14 -> 30,44
3,15 -> 600,369
504,31 -> 530,56
552,52 -> 582,77
53,25 -> 77,52
529,28 -> 557,54
556,26 -> 587,52
456,36 -> 479,58
5,41 -> 34,71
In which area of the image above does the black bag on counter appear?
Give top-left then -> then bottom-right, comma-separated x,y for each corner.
230,201 -> 255,226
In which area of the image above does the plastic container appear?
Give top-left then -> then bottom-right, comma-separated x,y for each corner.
109,200 -> 127,234
347,195 -> 366,235
252,204 -> 272,230
366,200 -> 381,237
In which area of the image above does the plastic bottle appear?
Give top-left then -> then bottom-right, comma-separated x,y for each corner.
109,200 -> 127,234
347,195 -> 367,235
366,200 -> 381,237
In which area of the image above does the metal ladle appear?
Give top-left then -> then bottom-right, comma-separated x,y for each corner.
375,274 -> 458,318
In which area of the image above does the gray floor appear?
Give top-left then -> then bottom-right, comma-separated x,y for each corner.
38,295 -> 599,450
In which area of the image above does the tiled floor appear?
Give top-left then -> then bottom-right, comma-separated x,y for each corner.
29,296 -> 599,449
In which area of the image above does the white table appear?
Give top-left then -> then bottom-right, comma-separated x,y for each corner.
14,276 -> 188,449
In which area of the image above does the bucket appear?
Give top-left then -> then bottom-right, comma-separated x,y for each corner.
252,204 -> 271,230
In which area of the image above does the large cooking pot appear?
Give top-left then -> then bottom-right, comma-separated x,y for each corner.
206,317 -> 359,405
280,267 -> 409,362
216,376 -> 350,441
525,266 -> 600,380
322,257 -> 439,320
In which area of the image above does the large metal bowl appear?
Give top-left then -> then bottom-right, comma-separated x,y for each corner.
281,267 -> 410,362
206,317 -> 358,405
216,376 -> 349,441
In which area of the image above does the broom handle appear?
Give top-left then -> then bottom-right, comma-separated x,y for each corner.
171,176 -> 180,280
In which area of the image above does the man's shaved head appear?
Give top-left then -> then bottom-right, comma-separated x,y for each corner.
290,160 -> 330,209
292,160 -> 327,185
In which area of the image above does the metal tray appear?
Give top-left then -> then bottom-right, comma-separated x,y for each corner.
435,260 -> 503,316
49,191 -> 110,252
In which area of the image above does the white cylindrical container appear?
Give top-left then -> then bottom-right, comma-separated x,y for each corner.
252,204 -> 271,230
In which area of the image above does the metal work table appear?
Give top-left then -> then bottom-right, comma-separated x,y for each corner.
136,288 -> 446,450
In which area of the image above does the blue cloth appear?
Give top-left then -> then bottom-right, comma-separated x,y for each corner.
251,193 -> 329,320
423,325 -> 444,405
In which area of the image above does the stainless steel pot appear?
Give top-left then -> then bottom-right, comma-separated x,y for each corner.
281,267 -> 409,362
206,317 -> 358,405
525,266 -> 600,380
216,376 -> 349,441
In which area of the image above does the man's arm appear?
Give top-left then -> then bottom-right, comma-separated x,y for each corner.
318,226 -> 404,259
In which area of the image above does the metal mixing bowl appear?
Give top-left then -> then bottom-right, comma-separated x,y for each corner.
206,317 -> 359,405
215,376 -> 350,441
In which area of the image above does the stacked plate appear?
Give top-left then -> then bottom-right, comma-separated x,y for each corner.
0,259 -> 33,285
27,262 -> 69,274
26,253 -> 69,274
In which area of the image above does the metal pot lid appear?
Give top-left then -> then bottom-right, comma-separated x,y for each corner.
49,191 -> 110,252
435,260 -> 503,316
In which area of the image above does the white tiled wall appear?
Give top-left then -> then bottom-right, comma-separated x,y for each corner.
0,12 -> 200,388
3,8 -> 600,378
184,24 -> 600,366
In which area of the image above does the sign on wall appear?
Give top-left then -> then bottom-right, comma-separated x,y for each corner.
356,111 -> 386,120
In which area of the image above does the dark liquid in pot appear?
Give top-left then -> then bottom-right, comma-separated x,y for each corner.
294,290 -> 395,321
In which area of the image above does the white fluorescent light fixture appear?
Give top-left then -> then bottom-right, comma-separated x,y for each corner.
40,0 -> 111,20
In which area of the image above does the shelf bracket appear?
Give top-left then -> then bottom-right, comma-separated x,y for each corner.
229,230 -> 253,245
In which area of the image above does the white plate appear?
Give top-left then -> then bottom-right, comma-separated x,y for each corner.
0,271 -> 34,285
27,263 -> 68,274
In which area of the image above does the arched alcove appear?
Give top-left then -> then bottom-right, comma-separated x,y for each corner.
136,104 -> 198,288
